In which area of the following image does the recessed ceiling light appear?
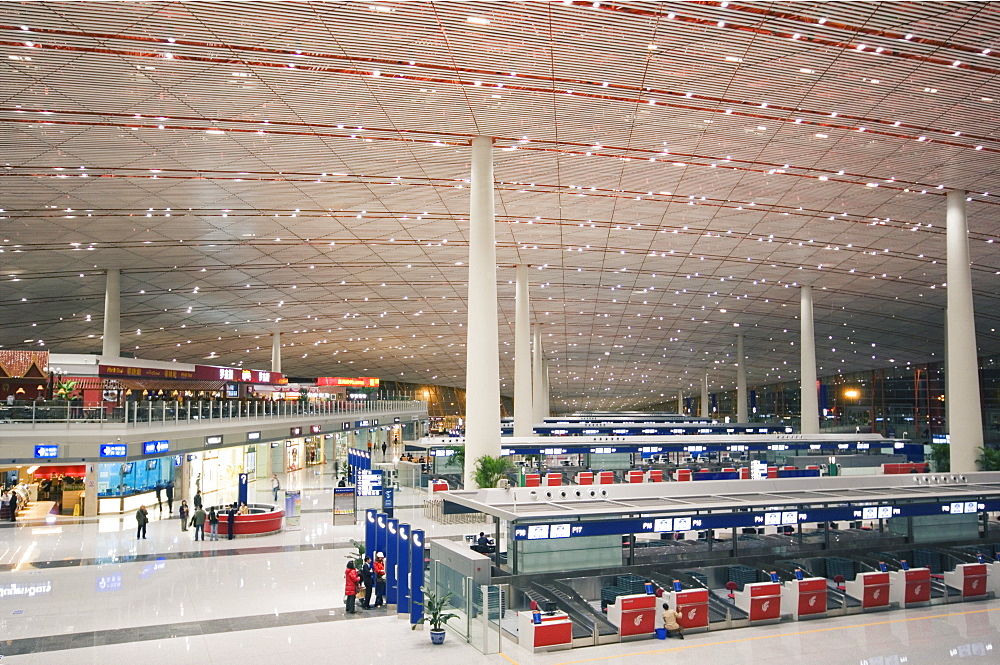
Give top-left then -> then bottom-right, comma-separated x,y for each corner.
467,16 -> 490,24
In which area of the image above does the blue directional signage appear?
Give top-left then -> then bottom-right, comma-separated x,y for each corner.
34,445 -> 59,459
511,500 -> 1000,540
100,444 -> 128,458
142,440 -> 169,455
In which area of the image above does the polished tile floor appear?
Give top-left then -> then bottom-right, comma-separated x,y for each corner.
0,467 -> 997,664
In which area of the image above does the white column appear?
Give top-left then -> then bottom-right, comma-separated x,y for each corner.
543,361 -> 551,418
532,324 -> 546,423
946,191 -> 984,472
102,268 -> 120,358
677,390 -> 684,415
800,285 -> 819,434
701,374 -> 709,417
737,332 -> 748,423
271,331 -> 282,374
83,462 -> 98,517
464,136 -> 501,488
513,265 -> 533,436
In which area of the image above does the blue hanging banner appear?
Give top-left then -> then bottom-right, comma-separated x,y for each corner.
386,518 -> 399,605
375,513 -> 387,567
410,529 -> 425,626
365,509 -> 378,559
397,523 -> 411,616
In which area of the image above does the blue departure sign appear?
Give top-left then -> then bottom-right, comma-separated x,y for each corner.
34,445 -> 59,459
100,444 -> 128,458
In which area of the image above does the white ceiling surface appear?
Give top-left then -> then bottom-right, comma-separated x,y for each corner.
1,2 -> 999,410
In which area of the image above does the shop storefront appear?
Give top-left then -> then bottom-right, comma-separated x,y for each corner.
186,443 -> 256,504
97,454 -> 175,514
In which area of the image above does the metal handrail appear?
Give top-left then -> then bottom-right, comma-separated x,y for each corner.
0,398 -> 426,427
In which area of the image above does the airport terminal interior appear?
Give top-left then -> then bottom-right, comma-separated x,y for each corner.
2,2 -> 1000,664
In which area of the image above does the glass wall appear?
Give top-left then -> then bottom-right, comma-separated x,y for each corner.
97,456 -> 174,498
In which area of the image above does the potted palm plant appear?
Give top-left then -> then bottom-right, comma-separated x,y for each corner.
412,587 -> 459,644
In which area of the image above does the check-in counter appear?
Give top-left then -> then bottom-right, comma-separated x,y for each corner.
647,469 -> 663,482
664,588 -> 710,632
518,610 -> 573,652
844,572 -> 892,611
597,471 -> 615,484
524,473 -> 541,487
605,593 -> 656,639
576,471 -> 593,485
943,563 -> 989,600
733,581 -> 782,623
627,470 -> 644,484
888,568 -> 931,607
782,577 -> 827,620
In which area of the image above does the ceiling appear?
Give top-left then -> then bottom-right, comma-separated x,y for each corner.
2,1 -> 999,411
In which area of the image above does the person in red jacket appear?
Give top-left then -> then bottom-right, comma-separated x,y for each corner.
344,560 -> 362,614
373,553 -> 386,608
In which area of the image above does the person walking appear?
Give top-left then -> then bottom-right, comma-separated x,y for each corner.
8,490 -> 17,523
227,502 -> 237,540
155,485 -> 163,512
165,481 -> 174,514
190,505 -> 207,541
373,552 -> 386,608
662,603 -> 684,639
381,441 -> 387,460
270,473 -> 280,502
207,506 -> 219,541
178,500 -> 190,531
193,490 -> 203,510
344,560 -> 361,614
136,505 -> 148,539
360,556 -> 375,609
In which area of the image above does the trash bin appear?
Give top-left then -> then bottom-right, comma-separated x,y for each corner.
655,628 -> 667,640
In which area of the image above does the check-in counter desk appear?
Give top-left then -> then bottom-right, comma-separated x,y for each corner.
518,610 -> 573,652
605,593 -> 656,639
988,562 -> 1000,594
943,563 -> 989,600
664,588 -> 710,632
733,582 -> 782,623
782,577 -> 827,620
888,568 -> 931,607
843,572 -> 892,611
523,473 -> 541,487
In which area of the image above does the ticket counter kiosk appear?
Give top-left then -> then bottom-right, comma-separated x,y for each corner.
518,608 -> 573,652
843,572 -> 892,611
782,576 -> 827,620
943,563 -> 989,600
888,567 -> 931,607
605,593 -> 657,639
733,581 -> 782,623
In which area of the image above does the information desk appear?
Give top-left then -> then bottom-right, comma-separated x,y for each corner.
517,610 -> 573,652
605,593 -> 657,639
212,504 -> 284,537
733,582 -> 782,623
844,571 -> 892,611
943,563 -> 989,600
664,588 -> 710,632
782,577 -> 827,620
888,568 -> 931,607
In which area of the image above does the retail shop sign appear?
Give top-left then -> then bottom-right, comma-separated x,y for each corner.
34,445 -> 58,459
290,427 -> 302,437
142,440 -> 169,455
247,431 -> 260,441
310,425 -> 322,434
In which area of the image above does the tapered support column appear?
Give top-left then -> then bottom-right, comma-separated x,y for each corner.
946,191 -> 984,472
271,331 -> 282,374
464,136 -> 501,488
513,265 -> 533,436
102,268 -> 120,358
737,332 -> 748,423
701,374 -> 709,417
543,362 -> 551,418
677,390 -> 684,415
800,285 -> 819,434
532,324 -> 546,423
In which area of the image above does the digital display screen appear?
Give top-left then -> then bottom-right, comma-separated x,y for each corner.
862,507 -> 878,520
653,518 -> 673,532
951,502 -> 965,514
965,502 -> 979,514
877,506 -> 893,519
549,524 -> 571,539
764,512 -> 782,526
527,525 -> 550,540
673,517 -> 692,531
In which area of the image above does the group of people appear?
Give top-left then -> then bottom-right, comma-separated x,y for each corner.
137,489 -> 247,542
344,553 -> 386,613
